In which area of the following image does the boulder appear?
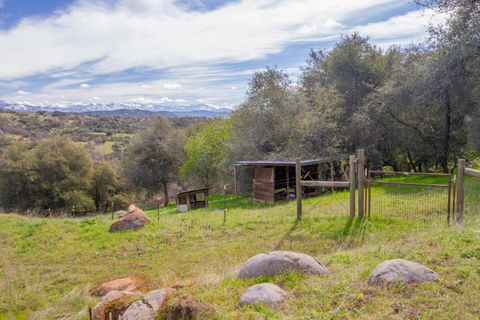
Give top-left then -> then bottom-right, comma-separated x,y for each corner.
121,300 -> 154,320
109,204 -> 149,232
163,297 -> 211,320
122,288 -> 174,320
240,283 -> 288,306
91,276 -> 146,296
367,259 -> 439,286
238,251 -> 327,279
92,290 -> 133,320
113,210 -> 127,217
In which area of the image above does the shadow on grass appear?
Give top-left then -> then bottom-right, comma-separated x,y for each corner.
339,215 -> 369,248
273,219 -> 299,250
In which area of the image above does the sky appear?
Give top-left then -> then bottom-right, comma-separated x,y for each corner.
0,0 -> 446,109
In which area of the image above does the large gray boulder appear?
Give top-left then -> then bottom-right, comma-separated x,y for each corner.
367,259 -> 439,286
122,288 -> 173,320
240,283 -> 288,306
238,251 -> 327,279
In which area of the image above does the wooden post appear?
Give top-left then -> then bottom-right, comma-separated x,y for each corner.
357,149 -> 365,217
349,155 -> 356,217
456,159 -> 465,223
296,158 -> 302,221
233,165 -> 238,198
330,161 -> 334,193
286,166 -> 290,199
447,175 -> 452,224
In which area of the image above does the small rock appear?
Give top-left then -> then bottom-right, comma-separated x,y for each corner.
367,259 -> 439,286
92,290 -> 132,320
122,288 -> 174,320
240,283 -> 288,306
109,204 -> 149,232
238,251 -> 327,279
91,277 -> 145,296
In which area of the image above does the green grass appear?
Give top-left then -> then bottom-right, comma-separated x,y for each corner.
1,179 -> 480,319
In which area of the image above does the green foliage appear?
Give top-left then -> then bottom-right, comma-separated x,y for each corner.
0,138 -> 93,212
180,119 -> 231,189
122,117 -> 185,204
90,161 -> 121,212
230,67 -> 344,160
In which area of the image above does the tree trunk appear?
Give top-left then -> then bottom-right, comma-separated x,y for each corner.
163,182 -> 169,206
442,88 -> 451,173
406,149 -> 417,172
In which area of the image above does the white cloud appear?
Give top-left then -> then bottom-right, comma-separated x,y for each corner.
231,86 -> 237,90
0,0 -> 433,80
163,83 -> 182,90
80,83 -> 90,89
350,8 -> 448,47
175,98 -> 187,103
159,97 -> 173,103
16,90 -> 30,95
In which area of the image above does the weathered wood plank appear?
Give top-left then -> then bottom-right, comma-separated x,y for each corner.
357,149 -> 365,217
349,155 -> 356,217
465,168 -> 480,177
300,181 -> 350,188
296,158 -> 302,221
457,159 -> 465,223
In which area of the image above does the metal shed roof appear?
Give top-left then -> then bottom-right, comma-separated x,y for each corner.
235,155 -> 348,167
176,188 -> 209,196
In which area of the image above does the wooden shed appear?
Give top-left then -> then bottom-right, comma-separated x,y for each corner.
234,157 -> 348,204
175,188 -> 209,212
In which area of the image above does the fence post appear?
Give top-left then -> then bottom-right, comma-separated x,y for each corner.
456,159 -> 465,223
296,158 -> 302,221
349,155 -> 356,217
233,165 -> 238,198
357,149 -> 365,217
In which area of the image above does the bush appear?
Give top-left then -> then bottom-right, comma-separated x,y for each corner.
0,138 -> 93,212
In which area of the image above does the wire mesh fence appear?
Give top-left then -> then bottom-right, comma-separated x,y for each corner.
367,171 -> 453,222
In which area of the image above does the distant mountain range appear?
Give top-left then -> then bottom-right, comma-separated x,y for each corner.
0,100 -> 232,118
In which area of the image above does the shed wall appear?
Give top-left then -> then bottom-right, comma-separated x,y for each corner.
253,166 -> 275,203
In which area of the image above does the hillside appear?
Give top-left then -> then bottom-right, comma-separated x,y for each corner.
1,178 -> 479,319
0,110 -> 202,159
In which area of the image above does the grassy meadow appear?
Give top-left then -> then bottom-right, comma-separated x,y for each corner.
1,178 -> 480,319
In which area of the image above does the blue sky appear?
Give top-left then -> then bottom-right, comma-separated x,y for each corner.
0,0 -> 446,109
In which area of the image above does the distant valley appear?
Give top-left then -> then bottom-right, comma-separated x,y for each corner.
0,100 -> 232,118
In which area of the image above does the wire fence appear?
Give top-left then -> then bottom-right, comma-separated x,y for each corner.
367,171 -> 453,222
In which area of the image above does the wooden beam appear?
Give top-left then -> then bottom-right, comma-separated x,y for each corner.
357,149 -> 365,217
349,154 -> 356,217
465,168 -> 480,177
233,165 -> 238,197
330,161 -> 334,193
300,181 -> 350,188
457,159 -> 465,223
296,158 -> 302,221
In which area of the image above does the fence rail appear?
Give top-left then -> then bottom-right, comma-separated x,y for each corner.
295,152 -> 472,225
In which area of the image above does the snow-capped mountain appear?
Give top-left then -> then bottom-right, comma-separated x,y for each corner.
0,100 -> 232,118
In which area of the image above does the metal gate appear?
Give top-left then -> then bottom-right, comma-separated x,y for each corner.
367,171 -> 454,223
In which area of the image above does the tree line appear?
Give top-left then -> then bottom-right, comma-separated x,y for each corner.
0,0 -> 478,214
